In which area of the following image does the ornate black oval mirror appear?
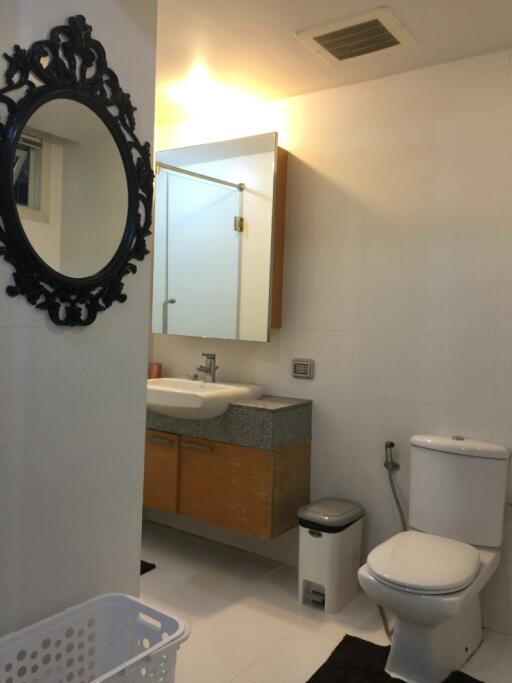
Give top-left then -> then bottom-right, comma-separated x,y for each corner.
0,15 -> 153,326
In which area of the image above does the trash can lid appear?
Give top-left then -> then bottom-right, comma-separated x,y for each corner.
298,498 -> 365,528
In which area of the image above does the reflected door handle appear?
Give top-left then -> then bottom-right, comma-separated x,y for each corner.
167,298 -> 176,304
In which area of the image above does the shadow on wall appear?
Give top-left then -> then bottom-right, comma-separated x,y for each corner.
483,472 -> 512,633
112,0 -> 158,50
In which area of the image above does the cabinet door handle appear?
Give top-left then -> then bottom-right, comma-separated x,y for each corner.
148,436 -> 174,446
182,441 -> 213,452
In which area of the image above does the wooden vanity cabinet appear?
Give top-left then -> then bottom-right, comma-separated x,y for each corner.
143,430 -> 180,514
178,437 -> 274,538
143,430 -> 311,540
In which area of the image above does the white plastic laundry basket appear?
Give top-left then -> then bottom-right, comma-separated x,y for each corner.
0,594 -> 189,683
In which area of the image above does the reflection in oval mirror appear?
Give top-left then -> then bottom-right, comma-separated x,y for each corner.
13,98 -> 128,279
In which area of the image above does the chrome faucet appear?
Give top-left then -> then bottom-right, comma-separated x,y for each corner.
196,352 -> 218,382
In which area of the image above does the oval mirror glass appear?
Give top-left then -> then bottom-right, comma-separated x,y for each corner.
13,98 -> 128,279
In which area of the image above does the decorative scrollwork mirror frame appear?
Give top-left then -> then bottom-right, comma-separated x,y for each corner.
0,14 -> 153,326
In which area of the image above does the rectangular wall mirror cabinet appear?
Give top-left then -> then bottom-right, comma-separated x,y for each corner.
152,133 -> 287,342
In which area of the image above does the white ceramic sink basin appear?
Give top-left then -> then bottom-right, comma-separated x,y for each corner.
147,377 -> 263,419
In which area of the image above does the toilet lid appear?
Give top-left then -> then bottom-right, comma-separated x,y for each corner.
367,531 -> 480,594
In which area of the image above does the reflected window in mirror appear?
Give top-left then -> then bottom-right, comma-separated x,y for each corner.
14,132 -> 48,221
13,98 -> 128,278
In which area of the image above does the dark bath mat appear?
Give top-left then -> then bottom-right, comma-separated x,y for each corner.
140,560 -> 156,575
307,635 -> 483,683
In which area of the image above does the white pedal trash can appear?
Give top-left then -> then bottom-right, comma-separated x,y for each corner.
298,498 -> 365,614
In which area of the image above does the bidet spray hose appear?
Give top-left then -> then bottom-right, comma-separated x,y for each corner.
378,440 -> 407,641
384,441 -> 407,533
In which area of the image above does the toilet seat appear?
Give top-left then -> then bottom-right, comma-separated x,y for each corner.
367,530 -> 480,595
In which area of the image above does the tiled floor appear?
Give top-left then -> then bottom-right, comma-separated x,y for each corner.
140,522 -> 512,683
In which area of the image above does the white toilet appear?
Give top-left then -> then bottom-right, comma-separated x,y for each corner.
358,434 -> 510,683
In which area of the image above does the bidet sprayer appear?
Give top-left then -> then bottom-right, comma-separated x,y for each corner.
384,440 -> 407,532
384,441 -> 399,472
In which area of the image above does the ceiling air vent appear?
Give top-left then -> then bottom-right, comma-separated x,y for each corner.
295,7 -> 416,66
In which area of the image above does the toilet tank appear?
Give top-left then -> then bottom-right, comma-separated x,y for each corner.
409,435 -> 510,548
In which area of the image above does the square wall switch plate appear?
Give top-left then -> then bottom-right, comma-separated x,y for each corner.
292,358 -> 315,379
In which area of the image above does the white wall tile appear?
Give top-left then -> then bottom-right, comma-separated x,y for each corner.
353,459 -> 407,551
359,333 -> 495,406
0,326 -> 148,445
0,272 -> 47,328
284,267 -> 362,332
290,331 -> 360,394
285,201 -> 365,271
492,339 -> 512,409
0,0 -> 157,634
498,173 -> 512,264
356,396 -> 415,464
411,401 -> 492,442
310,448 -> 356,501
483,512 -> 512,635
0,424 -> 144,563
286,146 -> 361,212
250,328 -> 296,391
491,410 -> 512,447
311,390 -> 358,457
278,81 -> 370,151
153,47 -> 512,633
0,518 -> 141,636
497,265 -> 512,337
429,50 -> 511,120
362,266 -> 498,337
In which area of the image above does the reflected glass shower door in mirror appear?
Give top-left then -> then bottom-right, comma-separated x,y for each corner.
152,133 -> 277,342
160,171 -> 241,339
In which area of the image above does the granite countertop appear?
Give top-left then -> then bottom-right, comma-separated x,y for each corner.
147,395 -> 312,452
229,396 -> 312,412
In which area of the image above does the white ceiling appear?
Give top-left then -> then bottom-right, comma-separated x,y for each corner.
156,0 -> 512,121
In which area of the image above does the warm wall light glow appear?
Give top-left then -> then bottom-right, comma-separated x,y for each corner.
164,62 -> 261,122
155,63 -> 290,154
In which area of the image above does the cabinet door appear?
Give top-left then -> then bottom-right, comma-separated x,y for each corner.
144,430 -> 179,514
272,442 -> 311,537
178,437 -> 274,538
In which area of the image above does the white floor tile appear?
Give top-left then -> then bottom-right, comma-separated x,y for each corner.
140,522 -> 512,683
462,659 -> 512,683
469,628 -> 512,675
175,647 -> 239,683
186,612 -> 281,675
235,627 -> 343,683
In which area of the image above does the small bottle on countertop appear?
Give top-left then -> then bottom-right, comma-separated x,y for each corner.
148,362 -> 162,379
